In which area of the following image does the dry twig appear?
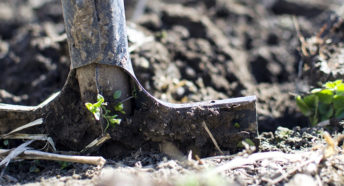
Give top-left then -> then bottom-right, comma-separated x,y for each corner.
0,140 -> 34,168
202,121 -> 224,155
0,149 -> 106,167
0,118 -> 43,138
81,133 -> 111,153
292,16 -> 309,57
1,133 -> 56,152
0,140 -> 34,177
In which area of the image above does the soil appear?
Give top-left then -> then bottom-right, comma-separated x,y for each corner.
0,0 -> 344,185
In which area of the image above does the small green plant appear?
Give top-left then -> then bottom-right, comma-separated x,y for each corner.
156,30 -> 168,41
3,140 -> 9,146
85,90 -> 125,132
234,122 -> 240,128
59,161 -> 72,170
296,80 -> 344,126
237,138 -> 255,148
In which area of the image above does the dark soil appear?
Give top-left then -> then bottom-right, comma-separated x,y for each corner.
0,0 -> 344,185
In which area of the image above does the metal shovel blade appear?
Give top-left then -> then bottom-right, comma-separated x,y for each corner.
0,0 -> 257,155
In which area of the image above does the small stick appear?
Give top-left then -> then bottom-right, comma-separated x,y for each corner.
81,133 -> 111,153
0,149 -> 106,167
0,140 -> 34,177
202,121 -> 224,155
1,118 -> 43,138
292,16 -> 309,56
0,140 -> 33,167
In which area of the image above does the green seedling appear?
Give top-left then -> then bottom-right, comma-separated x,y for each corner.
85,91 -> 126,132
296,80 -> 344,126
237,138 -> 255,148
59,161 -> 72,170
113,90 -> 121,99
234,122 -> 240,128
3,140 -> 8,146
156,30 -> 168,41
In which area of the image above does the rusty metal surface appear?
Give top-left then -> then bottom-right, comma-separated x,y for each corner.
61,0 -> 133,71
61,0 -> 258,152
133,86 -> 257,152
0,0 -> 258,154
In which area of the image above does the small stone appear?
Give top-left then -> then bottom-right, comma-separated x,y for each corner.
72,174 -> 81,179
139,57 -> 150,69
185,67 -> 196,79
176,87 -> 185,96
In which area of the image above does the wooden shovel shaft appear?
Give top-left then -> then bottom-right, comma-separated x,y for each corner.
61,0 -> 133,71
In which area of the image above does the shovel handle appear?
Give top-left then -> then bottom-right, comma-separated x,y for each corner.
61,0 -> 133,72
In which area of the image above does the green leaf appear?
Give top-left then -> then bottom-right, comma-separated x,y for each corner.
336,83 -> 344,96
333,95 -> 344,110
94,94 -> 105,108
86,102 -> 101,120
113,90 -> 122,100
85,103 -> 95,112
237,138 -> 255,148
324,80 -> 342,89
296,96 -> 312,116
97,94 -> 105,102
243,138 -> 255,146
303,94 -> 318,108
335,108 -> 344,119
314,89 -> 333,104
110,118 -> 121,125
93,109 -> 101,120
114,103 -> 125,114
106,115 -> 116,120
307,95 -> 319,126
310,88 -> 322,93
85,93 -> 123,129
59,161 -> 71,170
234,122 -> 240,128
3,140 -> 9,146
318,103 -> 333,120
334,95 -> 344,118
105,115 -> 120,125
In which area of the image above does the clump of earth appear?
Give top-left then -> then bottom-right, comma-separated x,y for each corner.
0,0 -> 344,185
